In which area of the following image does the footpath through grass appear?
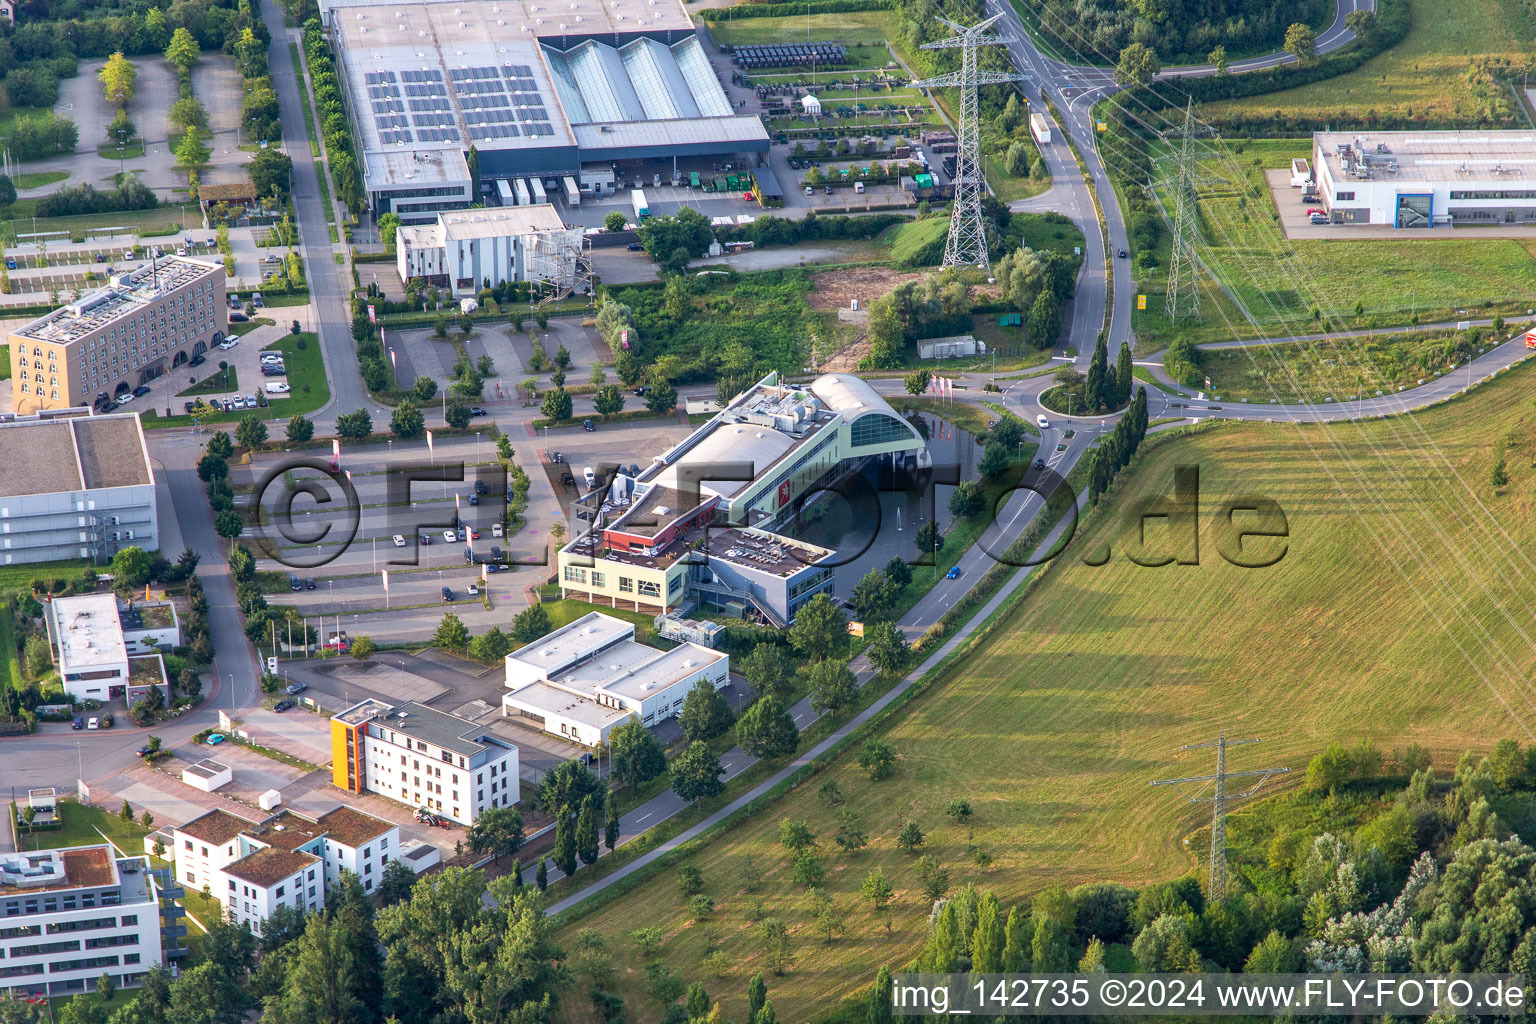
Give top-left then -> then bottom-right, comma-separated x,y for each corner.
554,362 -> 1536,1024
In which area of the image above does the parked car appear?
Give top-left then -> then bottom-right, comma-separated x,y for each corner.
189,354 -> 206,367
252,293 -> 265,308
441,586 -> 453,601
304,578 -> 316,590
218,336 -> 240,348
263,365 -> 286,377
285,681 -> 308,695
260,352 -> 283,363
289,575 -> 302,591
393,534 -> 406,547
1309,213 -> 1329,224
583,418 -> 596,432
72,717 -> 82,730
264,254 -> 282,264
804,186 -> 813,196
473,479 -> 488,495
136,744 -> 154,757
466,583 -> 479,596
469,406 -> 486,417
229,313 -> 249,323
467,493 -> 479,506
206,733 -> 225,745
176,247 -> 187,257
116,392 -> 135,405
633,385 -> 650,397
419,534 -> 433,546
95,252 -> 107,263
87,717 -> 100,730
491,523 -> 503,538
442,530 -> 456,543
264,382 -> 291,394
133,386 -> 151,397
184,401 -> 197,414
626,242 -> 644,251
273,698 -> 296,712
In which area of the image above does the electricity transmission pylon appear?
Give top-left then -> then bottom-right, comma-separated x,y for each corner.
912,15 -> 1026,271
1160,100 -> 1219,324
1151,736 -> 1288,900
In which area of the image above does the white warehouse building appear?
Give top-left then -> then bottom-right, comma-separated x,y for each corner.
396,205 -> 584,298
503,611 -> 729,746
1312,130 -> 1536,228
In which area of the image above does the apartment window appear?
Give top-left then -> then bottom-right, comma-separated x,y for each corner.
619,576 -> 634,593
591,570 -> 606,587
563,565 -> 587,584
1335,191 -> 1355,201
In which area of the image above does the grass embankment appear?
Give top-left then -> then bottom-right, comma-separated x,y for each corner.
1132,138 -> 1536,348
555,361 -> 1536,1023
1197,328 -> 1516,403
1201,0 -> 1531,124
13,171 -> 66,190
0,599 -> 19,691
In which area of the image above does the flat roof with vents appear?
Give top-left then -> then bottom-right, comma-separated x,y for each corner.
51,594 -> 128,672
1314,130 -> 1536,186
13,258 -> 222,346
504,609 -> 726,704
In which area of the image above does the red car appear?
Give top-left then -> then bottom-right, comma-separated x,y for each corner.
1306,208 -> 1325,217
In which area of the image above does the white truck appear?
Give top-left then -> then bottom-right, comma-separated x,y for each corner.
1030,112 -> 1051,145
1290,158 -> 1312,188
631,189 -> 650,222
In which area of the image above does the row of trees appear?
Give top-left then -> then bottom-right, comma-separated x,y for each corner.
1086,387 -> 1149,505
302,18 -> 364,212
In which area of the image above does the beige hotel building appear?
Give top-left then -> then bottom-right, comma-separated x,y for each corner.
8,257 -> 228,414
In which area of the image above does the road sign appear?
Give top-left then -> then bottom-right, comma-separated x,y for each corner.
1096,120 -> 1107,131
1137,294 -> 1147,310
267,656 -> 278,674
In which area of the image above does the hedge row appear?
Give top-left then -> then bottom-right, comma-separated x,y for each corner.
699,0 -> 891,20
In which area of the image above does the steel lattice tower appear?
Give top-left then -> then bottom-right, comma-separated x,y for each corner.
912,15 -> 1025,271
1152,736 -> 1288,900
1162,100 -> 1217,324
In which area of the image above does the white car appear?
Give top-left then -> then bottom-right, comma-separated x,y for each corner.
260,352 -> 283,364
392,534 -> 406,547
87,717 -> 99,730
442,530 -> 457,543
115,392 -> 135,404
176,247 -> 187,256
218,338 -> 239,350
1037,414 -> 1050,429
491,523 -> 503,537
466,583 -> 480,596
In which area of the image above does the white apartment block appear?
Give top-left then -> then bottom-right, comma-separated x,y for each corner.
331,699 -> 519,826
170,806 -> 399,936
502,611 -> 729,747
0,846 -> 162,999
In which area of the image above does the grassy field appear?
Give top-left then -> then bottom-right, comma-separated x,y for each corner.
0,206 -> 188,245
1197,328 -> 1514,403
555,363 -> 1536,1023
0,558 -> 92,594
1202,0 -> 1531,124
0,344 -> 8,380
1132,138 -> 1536,348
883,217 -> 946,264
0,599 -> 18,691
712,12 -> 901,67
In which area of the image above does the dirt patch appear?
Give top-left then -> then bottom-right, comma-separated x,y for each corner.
808,265 -> 924,312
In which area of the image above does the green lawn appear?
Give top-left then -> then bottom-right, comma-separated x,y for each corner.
13,170 -> 67,190
18,800 -> 154,853
0,344 -> 9,380
555,362 -> 1536,1023
1196,328 -> 1512,404
1203,0 -> 1530,124
884,217 -> 947,264
177,364 -> 240,397
0,599 -> 19,691
0,559 -> 93,594
144,332 -> 329,428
